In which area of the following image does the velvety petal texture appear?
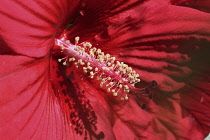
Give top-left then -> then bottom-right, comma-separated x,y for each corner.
65,0 -> 210,139
0,0 -> 85,139
0,0 -> 83,57
1,0 -> 210,140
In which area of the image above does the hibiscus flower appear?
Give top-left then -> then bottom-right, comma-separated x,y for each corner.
0,0 -> 210,140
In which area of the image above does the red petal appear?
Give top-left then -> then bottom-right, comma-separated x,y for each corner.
50,57 -> 117,139
0,0 -> 82,57
171,0 -> 210,13
65,1 -> 210,139
0,56 -> 63,139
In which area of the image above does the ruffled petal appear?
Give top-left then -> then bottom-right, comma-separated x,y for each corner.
66,1 -> 210,140
0,0 -> 83,57
107,3 -> 210,140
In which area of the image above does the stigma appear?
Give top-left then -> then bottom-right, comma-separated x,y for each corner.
55,36 -> 157,109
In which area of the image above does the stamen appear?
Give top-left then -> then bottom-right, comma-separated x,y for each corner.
55,36 -> 157,108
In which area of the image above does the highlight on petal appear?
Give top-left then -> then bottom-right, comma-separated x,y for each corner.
1,0 -> 210,140
0,55 -> 66,139
0,0 -> 83,57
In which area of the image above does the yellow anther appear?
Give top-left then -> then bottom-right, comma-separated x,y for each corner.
127,67 -> 132,71
129,75 -> 134,79
121,97 -> 125,100
78,59 -> 84,65
124,85 -> 129,90
119,84 -> 122,88
136,79 -> 141,82
87,62 -> 90,66
112,89 -> 115,93
97,49 -> 101,54
90,75 -> 94,79
113,92 -> 118,96
125,94 -> 129,100
102,78 -> 106,82
105,54 -> 110,58
86,54 -> 90,58
60,45 -> 65,50
58,59 -> 62,62
123,64 -> 128,68
122,78 -> 126,81
95,68 -> 98,71
125,89 -> 130,93
90,53 -> 95,58
90,71 -> 94,76
107,62 -> 111,66
92,47 -> 96,52
86,42 -> 92,48
107,88 -> 111,92
63,61 -> 67,65
107,77 -> 111,80
119,67 -> 123,71
109,82 -> 114,86
81,48 -> 85,52
100,81 -> 105,87
66,40 -> 70,43
116,61 -> 120,65
99,58 -> 104,63
123,70 -> 127,74
75,36 -> 80,44
115,71 -> 120,75
97,77 -> 102,80
88,66 -> 93,70
83,70 -> 87,73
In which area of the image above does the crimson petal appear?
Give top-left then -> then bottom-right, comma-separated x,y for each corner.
0,0 -> 82,57
65,1 -> 210,139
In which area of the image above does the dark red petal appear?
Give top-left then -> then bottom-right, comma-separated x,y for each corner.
65,1 -> 210,139
0,0 -> 82,57
50,56 -> 116,139
171,0 -> 210,13
106,4 -> 210,140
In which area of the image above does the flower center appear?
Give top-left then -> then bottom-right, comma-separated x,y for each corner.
54,35 -> 157,109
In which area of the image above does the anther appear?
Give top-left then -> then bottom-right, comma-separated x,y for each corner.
63,61 -> 67,65
75,36 -> 80,44
125,94 -> 129,100
55,36 -> 157,105
60,45 -> 65,50
66,40 -> 70,43
113,92 -> 118,96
